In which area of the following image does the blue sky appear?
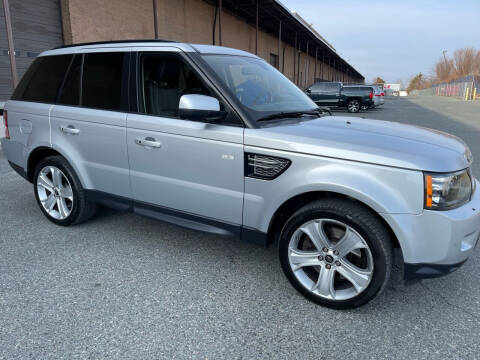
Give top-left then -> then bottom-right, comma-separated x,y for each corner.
280,0 -> 480,84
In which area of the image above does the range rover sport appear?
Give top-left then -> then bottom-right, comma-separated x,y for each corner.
2,41 -> 479,309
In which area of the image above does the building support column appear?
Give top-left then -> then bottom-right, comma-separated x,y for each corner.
304,40 -> 309,88
218,0 -> 222,46
314,47 -> 318,82
321,52 -> 324,80
2,0 -> 18,88
255,0 -> 259,55
153,0 -> 159,39
294,32 -> 297,84
278,20 -> 282,71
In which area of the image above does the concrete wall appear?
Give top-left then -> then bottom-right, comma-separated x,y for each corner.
60,0 -> 357,86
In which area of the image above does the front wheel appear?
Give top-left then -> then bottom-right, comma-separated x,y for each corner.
347,99 -> 360,113
279,199 -> 392,309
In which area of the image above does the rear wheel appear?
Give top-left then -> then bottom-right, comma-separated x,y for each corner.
347,99 -> 360,113
34,156 -> 96,226
279,199 -> 392,309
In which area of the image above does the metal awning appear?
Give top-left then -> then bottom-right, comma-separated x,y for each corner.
204,0 -> 364,82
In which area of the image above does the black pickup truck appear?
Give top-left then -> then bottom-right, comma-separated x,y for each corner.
305,82 -> 374,113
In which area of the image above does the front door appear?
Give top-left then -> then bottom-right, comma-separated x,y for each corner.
126,52 -> 244,229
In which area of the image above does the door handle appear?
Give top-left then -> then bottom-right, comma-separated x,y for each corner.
61,125 -> 80,135
135,137 -> 162,148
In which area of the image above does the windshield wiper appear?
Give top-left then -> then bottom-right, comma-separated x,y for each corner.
256,110 -> 321,122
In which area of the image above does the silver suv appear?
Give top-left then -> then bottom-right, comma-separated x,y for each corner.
2,41 -> 479,309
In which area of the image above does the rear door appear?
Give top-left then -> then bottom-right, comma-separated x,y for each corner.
126,50 -> 244,229
321,83 -> 341,106
50,51 -> 131,198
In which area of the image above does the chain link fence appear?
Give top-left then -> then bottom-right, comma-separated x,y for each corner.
412,75 -> 480,100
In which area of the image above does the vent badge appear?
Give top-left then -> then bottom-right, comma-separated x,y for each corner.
245,153 -> 291,180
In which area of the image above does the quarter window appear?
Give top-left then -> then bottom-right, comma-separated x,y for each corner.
13,55 -> 72,103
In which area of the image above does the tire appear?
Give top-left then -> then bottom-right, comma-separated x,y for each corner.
33,155 -> 97,226
279,198 -> 392,309
347,99 -> 360,113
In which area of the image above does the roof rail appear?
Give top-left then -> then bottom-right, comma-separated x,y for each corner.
54,39 -> 177,49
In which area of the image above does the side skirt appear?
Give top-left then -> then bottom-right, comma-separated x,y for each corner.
85,190 -> 267,246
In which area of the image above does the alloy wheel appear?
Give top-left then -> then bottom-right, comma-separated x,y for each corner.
288,219 -> 374,301
348,101 -> 360,112
36,166 -> 74,220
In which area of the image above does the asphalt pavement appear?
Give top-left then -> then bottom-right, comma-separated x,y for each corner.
1,96 -> 479,359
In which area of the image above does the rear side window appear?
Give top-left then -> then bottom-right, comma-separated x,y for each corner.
324,83 -> 339,91
310,83 -> 325,91
12,55 -> 72,103
81,53 -> 124,111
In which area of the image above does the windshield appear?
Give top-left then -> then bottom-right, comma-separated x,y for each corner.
200,55 -> 318,122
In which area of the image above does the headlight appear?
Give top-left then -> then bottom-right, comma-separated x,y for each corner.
424,169 -> 473,210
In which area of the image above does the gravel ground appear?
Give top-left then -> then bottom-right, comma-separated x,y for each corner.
1,96 -> 479,359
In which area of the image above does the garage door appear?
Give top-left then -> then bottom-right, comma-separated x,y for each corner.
0,0 -> 63,101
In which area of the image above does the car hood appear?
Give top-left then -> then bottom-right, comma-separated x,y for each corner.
244,116 -> 472,172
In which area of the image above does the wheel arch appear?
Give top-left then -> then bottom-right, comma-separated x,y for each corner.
266,191 -> 401,254
27,146 -> 88,188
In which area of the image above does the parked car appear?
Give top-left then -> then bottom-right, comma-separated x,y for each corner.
305,81 -> 374,113
374,86 -> 385,106
342,84 -> 377,110
2,41 -> 479,309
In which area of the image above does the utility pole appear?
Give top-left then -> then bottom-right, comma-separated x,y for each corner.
218,0 -> 222,46
442,50 -> 448,79
2,0 -> 18,88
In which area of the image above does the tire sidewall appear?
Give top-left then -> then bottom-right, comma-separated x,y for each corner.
33,156 -> 81,226
279,203 -> 390,309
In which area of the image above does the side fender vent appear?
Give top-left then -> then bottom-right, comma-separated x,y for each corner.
245,153 -> 291,180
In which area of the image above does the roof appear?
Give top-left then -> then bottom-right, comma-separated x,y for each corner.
40,40 -> 259,58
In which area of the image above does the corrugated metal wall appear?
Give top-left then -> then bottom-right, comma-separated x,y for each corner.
0,0 -> 63,101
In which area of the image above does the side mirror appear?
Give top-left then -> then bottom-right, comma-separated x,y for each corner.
306,89 -> 312,94
178,94 -> 227,123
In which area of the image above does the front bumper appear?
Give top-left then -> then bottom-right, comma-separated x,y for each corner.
382,179 -> 480,279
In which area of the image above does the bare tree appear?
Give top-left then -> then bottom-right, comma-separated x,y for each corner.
408,73 -> 432,92
435,57 -> 455,82
453,47 -> 478,78
435,47 -> 480,82
372,77 -> 385,84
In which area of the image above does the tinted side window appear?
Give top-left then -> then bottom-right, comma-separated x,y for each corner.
82,52 -> 124,111
140,54 -> 211,118
10,58 -> 43,100
58,54 -> 82,106
325,83 -> 340,91
13,55 -> 72,103
310,83 -> 325,91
